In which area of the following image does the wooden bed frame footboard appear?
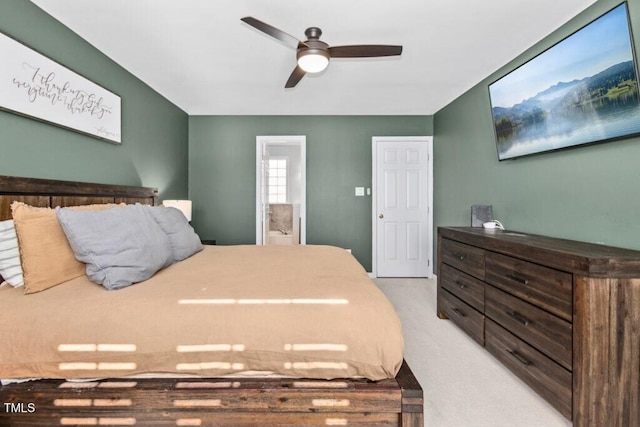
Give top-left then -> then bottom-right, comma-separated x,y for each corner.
1,360 -> 423,426
0,175 -> 424,426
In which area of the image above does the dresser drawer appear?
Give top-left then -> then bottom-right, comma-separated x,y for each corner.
441,238 -> 485,280
439,263 -> 485,312
485,252 -> 572,321
485,285 -> 572,370
486,320 -> 572,419
439,289 -> 484,345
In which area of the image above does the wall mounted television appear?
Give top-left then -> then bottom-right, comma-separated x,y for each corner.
489,2 -> 640,161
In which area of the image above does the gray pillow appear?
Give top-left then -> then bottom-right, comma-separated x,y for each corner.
56,204 -> 173,290
147,206 -> 203,262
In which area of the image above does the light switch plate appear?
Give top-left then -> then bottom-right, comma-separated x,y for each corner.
355,187 -> 365,196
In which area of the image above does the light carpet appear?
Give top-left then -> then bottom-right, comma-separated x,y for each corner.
375,278 -> 572,427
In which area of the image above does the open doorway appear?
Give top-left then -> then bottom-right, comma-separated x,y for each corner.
255,136 -> 306,245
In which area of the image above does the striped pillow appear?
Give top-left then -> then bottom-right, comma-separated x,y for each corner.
0,219 -> 24,287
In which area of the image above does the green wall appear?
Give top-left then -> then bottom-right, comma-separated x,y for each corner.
433,0 -> 640,256
189,116 -> 433,271
0,0 -> 189,200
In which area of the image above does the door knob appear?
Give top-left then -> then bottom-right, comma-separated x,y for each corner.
379,214 -> 384,219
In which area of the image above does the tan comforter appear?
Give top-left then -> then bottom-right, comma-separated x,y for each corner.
0,245 -> 403,381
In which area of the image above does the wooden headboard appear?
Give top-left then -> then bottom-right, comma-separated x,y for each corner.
0,175 -> 158,221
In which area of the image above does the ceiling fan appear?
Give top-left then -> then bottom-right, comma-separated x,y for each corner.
241,17 -> 403,88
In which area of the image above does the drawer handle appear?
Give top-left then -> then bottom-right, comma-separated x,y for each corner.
454,252 -> 465,261
455,280 -> 466,290
451,307 -> 465,317
507,349 -> 532,367
506,311 -> 531,327
506,273 -> 529,285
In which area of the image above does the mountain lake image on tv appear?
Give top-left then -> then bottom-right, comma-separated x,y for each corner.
489,2 -> 640,160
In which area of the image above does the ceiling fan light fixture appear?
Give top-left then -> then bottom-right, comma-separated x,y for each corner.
241,17 -> 403,88
297,49 -> 329,73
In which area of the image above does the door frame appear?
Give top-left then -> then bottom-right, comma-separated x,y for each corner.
371,136 -> 433,278
255,135 -> 307,245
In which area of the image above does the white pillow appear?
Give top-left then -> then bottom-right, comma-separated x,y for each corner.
0,220 -> 24,287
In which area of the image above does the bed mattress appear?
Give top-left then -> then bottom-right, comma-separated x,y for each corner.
0,245 -> 403,381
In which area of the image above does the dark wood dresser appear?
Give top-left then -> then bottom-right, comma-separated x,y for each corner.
437,226 -> 640,426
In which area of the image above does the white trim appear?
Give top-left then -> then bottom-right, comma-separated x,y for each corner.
255,136 -> 306,245
371,136 -> 433,278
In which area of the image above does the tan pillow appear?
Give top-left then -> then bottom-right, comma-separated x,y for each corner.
11,202 -> 122,294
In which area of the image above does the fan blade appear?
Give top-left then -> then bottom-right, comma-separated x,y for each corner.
285,66 -> 306,88
328,45 -> 403,58
241,17 -> 302,49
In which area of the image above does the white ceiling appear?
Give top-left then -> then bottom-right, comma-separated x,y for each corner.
30,0 -> 597,115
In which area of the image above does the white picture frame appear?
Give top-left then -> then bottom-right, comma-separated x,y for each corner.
0,32 -> 121,144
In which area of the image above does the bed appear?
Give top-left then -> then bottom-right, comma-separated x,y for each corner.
0,175 -> 423,426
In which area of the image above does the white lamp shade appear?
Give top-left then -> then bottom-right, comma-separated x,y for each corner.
297,53 -> 329,73
162,200 -> 192,221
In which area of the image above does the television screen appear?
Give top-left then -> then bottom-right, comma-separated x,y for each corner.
489,2 -> 640,160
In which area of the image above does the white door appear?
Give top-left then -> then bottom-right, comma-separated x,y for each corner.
373,137 -> 432,277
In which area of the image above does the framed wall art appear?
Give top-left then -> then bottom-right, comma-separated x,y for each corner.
0,32 -> 121,144
489,2 -> 640,160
